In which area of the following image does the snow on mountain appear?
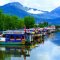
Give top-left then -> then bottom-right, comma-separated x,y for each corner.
27,9 -> 44,14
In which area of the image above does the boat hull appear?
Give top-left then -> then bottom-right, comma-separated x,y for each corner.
0,42 -> 25,45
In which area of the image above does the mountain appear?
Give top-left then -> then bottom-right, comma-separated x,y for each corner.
0,2 -> 30,17
33,6 -> 60,19
0,2 -> 48,15
25,7 -> 48,14
51,7 -> 60,15
0,2 -> 60,25
33,6 -> 60,25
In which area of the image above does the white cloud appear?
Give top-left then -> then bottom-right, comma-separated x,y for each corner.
16,0 -> 60,11
0,0 -> 60,11
0,0 -> 11,6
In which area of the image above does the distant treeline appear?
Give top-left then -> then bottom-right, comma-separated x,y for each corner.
0,9 -> 49,31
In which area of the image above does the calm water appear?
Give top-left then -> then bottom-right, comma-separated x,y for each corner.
0,32 -> 60,60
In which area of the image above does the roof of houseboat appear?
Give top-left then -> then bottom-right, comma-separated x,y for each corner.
3,30 -> 25,34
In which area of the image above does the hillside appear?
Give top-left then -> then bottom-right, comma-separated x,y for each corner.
0,2 -> 60,25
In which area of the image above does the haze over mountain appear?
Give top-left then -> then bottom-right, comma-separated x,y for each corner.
0,2 -> 60,25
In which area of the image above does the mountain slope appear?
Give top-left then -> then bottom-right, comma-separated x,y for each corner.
0,2 -> 60,25
51,7 -> 60,15
0,2 -> 29,17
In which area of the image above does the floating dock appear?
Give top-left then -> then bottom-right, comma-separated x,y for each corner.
0,26 -> 56,45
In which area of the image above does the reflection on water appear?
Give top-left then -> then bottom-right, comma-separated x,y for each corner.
0,32 -> 60,60
51,32 -> 60,46
0,46 -> 31,60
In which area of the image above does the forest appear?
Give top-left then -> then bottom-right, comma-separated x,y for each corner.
0,9 -> 48,31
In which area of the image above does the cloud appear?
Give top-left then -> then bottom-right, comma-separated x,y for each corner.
15,0 -> 60,11
0,0 -> 10,6
0,0 -> 60,11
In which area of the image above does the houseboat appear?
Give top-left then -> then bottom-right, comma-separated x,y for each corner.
0,26 -> 56,45
0,30 -> 26,45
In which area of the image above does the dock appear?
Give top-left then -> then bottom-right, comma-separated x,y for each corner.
0,26 -> 56,45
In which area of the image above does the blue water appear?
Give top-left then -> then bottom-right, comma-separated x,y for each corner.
0,32 -> 60,60
30,32 -> 60,60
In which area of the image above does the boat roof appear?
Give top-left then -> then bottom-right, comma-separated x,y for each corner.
3,30 -> 25,34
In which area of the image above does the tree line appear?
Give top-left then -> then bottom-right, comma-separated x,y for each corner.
0,9 -> 35,30
0,9 -> 49,31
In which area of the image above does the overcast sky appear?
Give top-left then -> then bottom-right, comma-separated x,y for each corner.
0,0 -> 60,11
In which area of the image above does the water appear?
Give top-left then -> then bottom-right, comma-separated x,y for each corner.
0,32 -> 60,60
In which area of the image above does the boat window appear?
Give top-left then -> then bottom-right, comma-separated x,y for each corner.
22,36 -> 24,39
10,35 -> 14,40
16,36 -> 21,40
2,34 -> 5,37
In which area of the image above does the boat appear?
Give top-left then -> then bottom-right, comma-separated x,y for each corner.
0,32 -> 26,45
0,27 -> 55,45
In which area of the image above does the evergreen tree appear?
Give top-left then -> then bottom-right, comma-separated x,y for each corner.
24,16 -> 35,28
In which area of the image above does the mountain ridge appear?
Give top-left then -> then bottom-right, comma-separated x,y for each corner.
0,2 -> 60,25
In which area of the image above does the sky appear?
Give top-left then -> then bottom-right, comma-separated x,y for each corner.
0,0 -> 60,11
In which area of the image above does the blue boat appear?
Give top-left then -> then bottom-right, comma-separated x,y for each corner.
0,30 -> 26,45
